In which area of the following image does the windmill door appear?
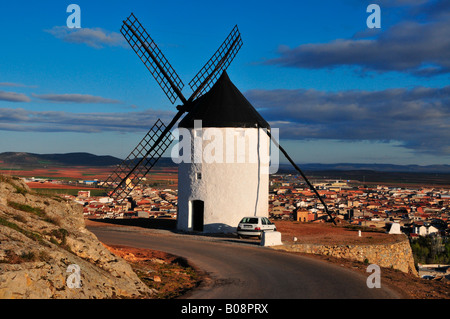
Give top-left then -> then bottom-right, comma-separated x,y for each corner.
192,200 -> 204,232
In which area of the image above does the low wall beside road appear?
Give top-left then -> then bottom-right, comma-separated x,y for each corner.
273,236 -> 418,276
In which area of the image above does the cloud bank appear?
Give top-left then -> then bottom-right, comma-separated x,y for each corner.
32,93 -> 121,104
45,26 -> 127,49
0,91 -> 31,102
0,108 -> 175,133
264,0 -> 450,77
0,82 -> 37,88
245,85 -> 450,156
2,84 -> 448,158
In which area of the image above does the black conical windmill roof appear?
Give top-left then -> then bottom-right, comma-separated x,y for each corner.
178,72 -> 270,129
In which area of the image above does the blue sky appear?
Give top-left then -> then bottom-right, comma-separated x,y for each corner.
0,0 -> 449,165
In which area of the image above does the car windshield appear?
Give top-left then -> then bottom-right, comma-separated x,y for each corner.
240,217 -> 259,224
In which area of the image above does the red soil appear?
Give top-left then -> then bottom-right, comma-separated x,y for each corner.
25,182 -> 98,190
274,220 -> 404,245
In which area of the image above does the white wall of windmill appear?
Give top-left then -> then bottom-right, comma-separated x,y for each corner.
177,127 -> 270,233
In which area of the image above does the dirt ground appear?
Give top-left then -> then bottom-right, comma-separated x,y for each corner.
104,244 -> 201,299
87,219 -> 449,299
274,220 -> 405,245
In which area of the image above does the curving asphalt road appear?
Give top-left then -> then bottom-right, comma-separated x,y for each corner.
88,225 -> 401,299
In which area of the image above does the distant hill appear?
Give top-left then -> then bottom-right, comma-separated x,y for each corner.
0,152 -> 122,167
277,163 -> 450,186
0,152 -> 177,168
277,163 -> 450,174
0,152 -> 448,174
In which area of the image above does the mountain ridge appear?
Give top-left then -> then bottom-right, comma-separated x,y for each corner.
277,163 -> 450,174
0,152 -> 449,173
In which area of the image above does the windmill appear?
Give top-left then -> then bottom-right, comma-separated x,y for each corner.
104,13 -> 336,226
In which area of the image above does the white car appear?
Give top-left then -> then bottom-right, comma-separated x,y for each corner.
237,216 -> 277,239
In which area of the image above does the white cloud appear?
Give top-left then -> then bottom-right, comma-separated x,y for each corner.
0,91 -> 31,102
45,26 -> 127,49
32,93 -> 121,104
245,85 -> 450,156
0,107 -> 176,133
0,82 -> 37,88
264,0 -> 450,77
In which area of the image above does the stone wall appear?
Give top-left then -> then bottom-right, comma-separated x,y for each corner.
274,236 -> 418,276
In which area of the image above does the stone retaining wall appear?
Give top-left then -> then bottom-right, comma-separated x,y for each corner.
273,236 -> 418,276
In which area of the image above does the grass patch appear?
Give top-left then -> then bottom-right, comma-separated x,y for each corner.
50,228 -> 69,246
47,228 -> 72,252
6,200 -> 59,225
0,217 -> 46,244
7,200 -> 45,216
13,185 -> 28,195
0,216 -> 69,252
0,249 -> 53,264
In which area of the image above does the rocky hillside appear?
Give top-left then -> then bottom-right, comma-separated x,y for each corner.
0,174 -> 154,299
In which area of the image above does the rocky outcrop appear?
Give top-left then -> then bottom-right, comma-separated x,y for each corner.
0,175 -> 153,299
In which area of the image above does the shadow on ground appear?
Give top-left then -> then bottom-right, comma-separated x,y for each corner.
87,218 -> 261,246
89,217 -> 177,230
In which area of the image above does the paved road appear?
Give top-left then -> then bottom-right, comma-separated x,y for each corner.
88,225 -> 400,299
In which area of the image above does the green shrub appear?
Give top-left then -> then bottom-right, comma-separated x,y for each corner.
0,217 -> 46,245
7,200 -> 59,225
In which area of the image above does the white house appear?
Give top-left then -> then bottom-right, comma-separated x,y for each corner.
414,224 -> 439,236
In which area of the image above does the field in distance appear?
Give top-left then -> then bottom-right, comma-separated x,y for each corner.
0,152 -> 177,194
1,152 -> 448,189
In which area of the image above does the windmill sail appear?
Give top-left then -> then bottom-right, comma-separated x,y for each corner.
121,13 -> 186,104
265,130 -> 336,225
188,25 -> 243,101
106,15 -> 244,202
104,119 -> 173,200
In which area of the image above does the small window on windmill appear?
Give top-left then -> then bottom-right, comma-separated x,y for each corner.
195,130 -> 202,138
196,172 -> 202,180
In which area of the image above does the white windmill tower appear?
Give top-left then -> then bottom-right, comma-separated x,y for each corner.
176,71 -> 271,233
